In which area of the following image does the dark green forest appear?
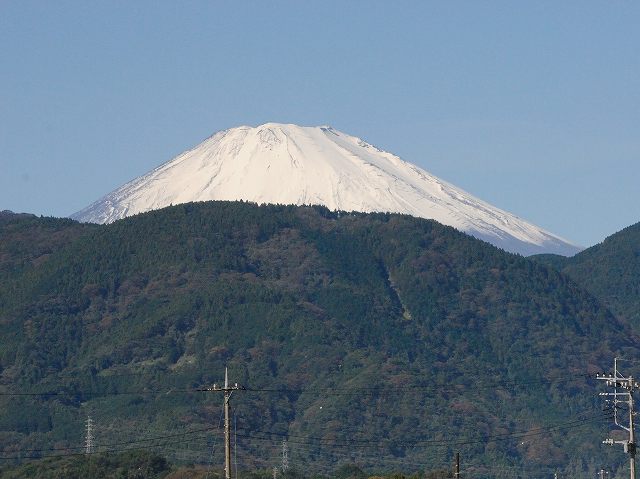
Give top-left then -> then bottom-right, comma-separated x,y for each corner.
0,450 -> 453,479
532,221 -> 640,332
0,202 -> 637,478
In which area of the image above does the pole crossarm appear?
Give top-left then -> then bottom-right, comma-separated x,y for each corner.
202,383 -> 245,393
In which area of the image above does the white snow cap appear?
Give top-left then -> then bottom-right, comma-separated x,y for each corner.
72,122 -> 581,256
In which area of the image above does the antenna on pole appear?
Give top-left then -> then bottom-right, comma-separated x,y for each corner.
84,415 -> 94,455
200,367 -> 244,479
597,358 -> 637,479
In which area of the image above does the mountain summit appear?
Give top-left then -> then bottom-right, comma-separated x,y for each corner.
71,123 -> 580,256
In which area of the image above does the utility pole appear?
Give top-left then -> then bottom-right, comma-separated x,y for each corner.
84,416 -> 94,454
599,469 -> 610,479
597,358 -> 637,479
454,452 -> 460,478
202,368 -> 244,479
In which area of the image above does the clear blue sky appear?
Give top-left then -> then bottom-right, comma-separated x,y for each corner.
1,1 -> 638,248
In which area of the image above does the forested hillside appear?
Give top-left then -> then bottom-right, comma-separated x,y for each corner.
0,450 -> 453,479
0,203 -> 635,478
532,221 -> 640,331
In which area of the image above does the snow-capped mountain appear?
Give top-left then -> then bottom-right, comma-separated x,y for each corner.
71,123 -> 581,256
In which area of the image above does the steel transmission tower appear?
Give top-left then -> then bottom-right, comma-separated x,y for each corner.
597,358 -> 637,479
281,440 -> 289,473
84,416 -> 94,454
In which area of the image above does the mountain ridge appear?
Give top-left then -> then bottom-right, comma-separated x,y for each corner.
532,220 -> 640,330
71,123 -> 580,256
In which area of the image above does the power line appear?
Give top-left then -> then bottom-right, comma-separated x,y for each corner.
0,426 -> 217,456
0,435 -> 213,461
232,411 -> 610,451
0,409 -> 608,463
243,374 -> 593,397
0,371 -> 609,475
206,409 -> 226,479
1,406 -> 609,459
0,388 -> 199,398
0,372 -> 594,399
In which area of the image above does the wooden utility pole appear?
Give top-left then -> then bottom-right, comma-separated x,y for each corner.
202,368 -> 243,479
